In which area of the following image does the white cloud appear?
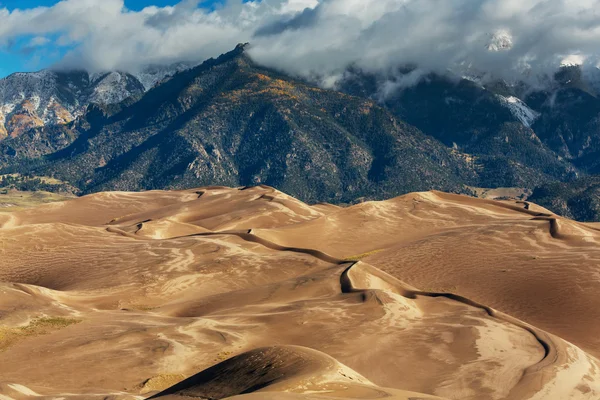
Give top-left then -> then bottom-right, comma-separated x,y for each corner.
249,0 -> 600,86
27,36 -> 51,47
280,0 -> 318,14
0,0 -> 599,86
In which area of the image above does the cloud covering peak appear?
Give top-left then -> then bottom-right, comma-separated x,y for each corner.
1,0 -> 600,86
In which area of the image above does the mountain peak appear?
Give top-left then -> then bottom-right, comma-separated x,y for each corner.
235,42 -> 250,51
487,30 -> 513,52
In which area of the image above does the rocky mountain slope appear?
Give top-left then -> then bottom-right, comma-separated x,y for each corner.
338,69 -> 584,189
528,176 -> 600,222
0,64 -> 192,139
332,65 -> 600,219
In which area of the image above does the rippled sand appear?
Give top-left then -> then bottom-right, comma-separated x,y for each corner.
1,186 -> 599,400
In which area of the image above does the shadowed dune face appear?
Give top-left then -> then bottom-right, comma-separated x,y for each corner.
0,186 -> 599,400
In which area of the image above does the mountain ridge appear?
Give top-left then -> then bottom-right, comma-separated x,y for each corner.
0,45 -> 478,203
0,63 -> 194,139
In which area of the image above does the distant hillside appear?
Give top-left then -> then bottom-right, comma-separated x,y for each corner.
529,177 -> 600,222
0,64 -> 192,139
338,70 -> 580,188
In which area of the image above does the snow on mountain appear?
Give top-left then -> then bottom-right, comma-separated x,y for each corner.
88,72 -> 145,104
497,95 -> 540,128
486,30 -> 513,52
0,70 -> 78,139
561,54 -> 586,67
0,62 -> 197,139
134,62 -> 195,90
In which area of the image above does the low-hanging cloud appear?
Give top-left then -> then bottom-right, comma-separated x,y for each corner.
1,0 -> 600,87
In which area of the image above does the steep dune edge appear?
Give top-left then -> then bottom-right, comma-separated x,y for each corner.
339,262 -> 572,400
106,227 -> 345,265
147,346 -> 447,400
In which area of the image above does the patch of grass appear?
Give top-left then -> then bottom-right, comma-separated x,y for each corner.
0,316 -> 81,351
124,304 -> 159,312
0,189 -> 74,211
343,249 -> 384,262
214,351 -> 233,362
139,374 -> 186,393
21,316 -> 81,332
0,173 -> 67,186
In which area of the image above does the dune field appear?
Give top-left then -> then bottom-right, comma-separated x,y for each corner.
1,186 -> 599,400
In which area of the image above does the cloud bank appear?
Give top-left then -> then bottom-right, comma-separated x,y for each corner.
1,0 -> 600,86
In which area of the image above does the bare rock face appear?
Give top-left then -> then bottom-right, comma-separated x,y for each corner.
0,64 -> 193,139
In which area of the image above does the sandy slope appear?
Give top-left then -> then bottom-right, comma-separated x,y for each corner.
0,186 -> 599,400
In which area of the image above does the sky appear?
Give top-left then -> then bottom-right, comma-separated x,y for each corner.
0,0 -> 179,10
1,0 -> 600,87
0,0 -> 212,76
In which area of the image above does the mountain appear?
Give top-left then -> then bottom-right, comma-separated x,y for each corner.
0,44 -> 477,203
333,65 -> 600,221
338,65 -> 600,176
3,45 -> 600,213
525,67 -> 600,171
338,69 -> 579,188
528,176 -> 600,222
0,63 -> 193,139
135,62 -> 196,90
0,70 -> 143,139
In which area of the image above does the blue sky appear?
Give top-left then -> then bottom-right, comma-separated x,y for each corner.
0,0 -> 183,11
0,0 -> 220,77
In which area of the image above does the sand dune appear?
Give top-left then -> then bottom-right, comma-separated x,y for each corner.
149,346 -> 446,400
1,186 -> 599,399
